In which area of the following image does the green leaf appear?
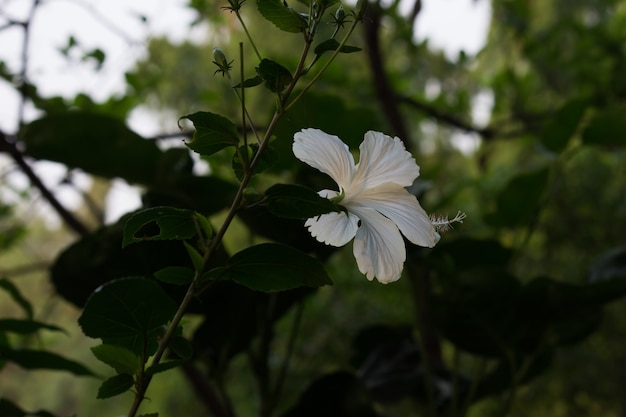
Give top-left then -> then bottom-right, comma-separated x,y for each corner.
96,373 -> 135,399
184,241 -> 204,273
313,39 -> 362,57
154,266 -> 194,285
232,75 -> 264,89
232,143 -> 278,180
122,206 -> 197,247
0,346 -> 96,376
195,212 -> 214,239
265,184 -> 342,219
20,112 -> 162,184
582,104 -> 626,147
180,111 -> 240,156
256,59 -> 293,93
78,277 -> 177,341
146,359 -> 187,376
539,98 -> 587,153
169,335 -> 193,360
216,243 -> 333,292
90,344 -> 141,375
0,319 -> 64,335
0,398 -> 57,417
0,278 -> 33,319
492,167 -> 549,227
257,0 -> 308,33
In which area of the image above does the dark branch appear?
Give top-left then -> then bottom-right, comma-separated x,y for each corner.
362,1 -> 413,150
0,132 -> 90,237
398,94 -> 495,139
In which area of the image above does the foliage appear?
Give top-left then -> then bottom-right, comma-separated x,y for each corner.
0,0 -> 625,416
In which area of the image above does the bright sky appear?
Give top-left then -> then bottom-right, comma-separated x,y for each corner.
0,0 -> 491,225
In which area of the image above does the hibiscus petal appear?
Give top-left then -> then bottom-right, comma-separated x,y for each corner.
305,210 -> 359,247
351,131 -> 420,190
348,183 -> 438,248
293,129 -> 355,190
349,206 -> 406,284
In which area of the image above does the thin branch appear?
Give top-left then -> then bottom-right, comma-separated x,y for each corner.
362,1 -> 412,149
398,94 -> 495,139
0,132 -> 90,236
17,0 -> 42,126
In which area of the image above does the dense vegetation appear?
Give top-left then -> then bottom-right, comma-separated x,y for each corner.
1,0 -> 625,416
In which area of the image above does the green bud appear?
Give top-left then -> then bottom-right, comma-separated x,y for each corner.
212,47 -> 233,77
335,6 -> 346,23
355,0 -> 368,20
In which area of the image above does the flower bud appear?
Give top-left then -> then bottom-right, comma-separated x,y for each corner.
212,47 -> 233,77
355,0 -> 368,20
335,6 -> 346,23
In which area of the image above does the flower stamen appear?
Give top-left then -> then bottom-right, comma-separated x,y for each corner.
430,211 -> 467,233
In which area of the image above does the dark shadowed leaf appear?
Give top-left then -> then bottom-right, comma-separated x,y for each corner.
265,184 -> 342,219
209,243 -> 332,291
0,346 -> 96,376
0,278 -> 33,319
0,319 -> 64,335
96,373 -> 135,399
256,59 -> 293,93
78,277 -> 177,340
314,39 -> 362,57
146,359 -> 187,376
0,398 -> 57,417
582,104 -> 626,147
281,371 -> 380,417
232,75 -> 264,89
257,0 -> 308,33
169,335 -> 193,360
123,207 -> 197,247
491,167 -> 549,227
20,112 -> 161,184
232,143 -> 278,180
180,111 -> 240,156
539,98 -> 587,153
154,266 -> 194,285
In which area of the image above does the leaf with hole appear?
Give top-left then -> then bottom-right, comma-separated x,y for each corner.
123,207 -> 197,247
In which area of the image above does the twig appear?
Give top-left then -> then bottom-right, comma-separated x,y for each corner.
398,95 -> 495,139
0,132 -> 90,236
362,1 -> 412,149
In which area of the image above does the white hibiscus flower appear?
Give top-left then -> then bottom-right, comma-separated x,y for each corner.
293,128 -> 440,284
